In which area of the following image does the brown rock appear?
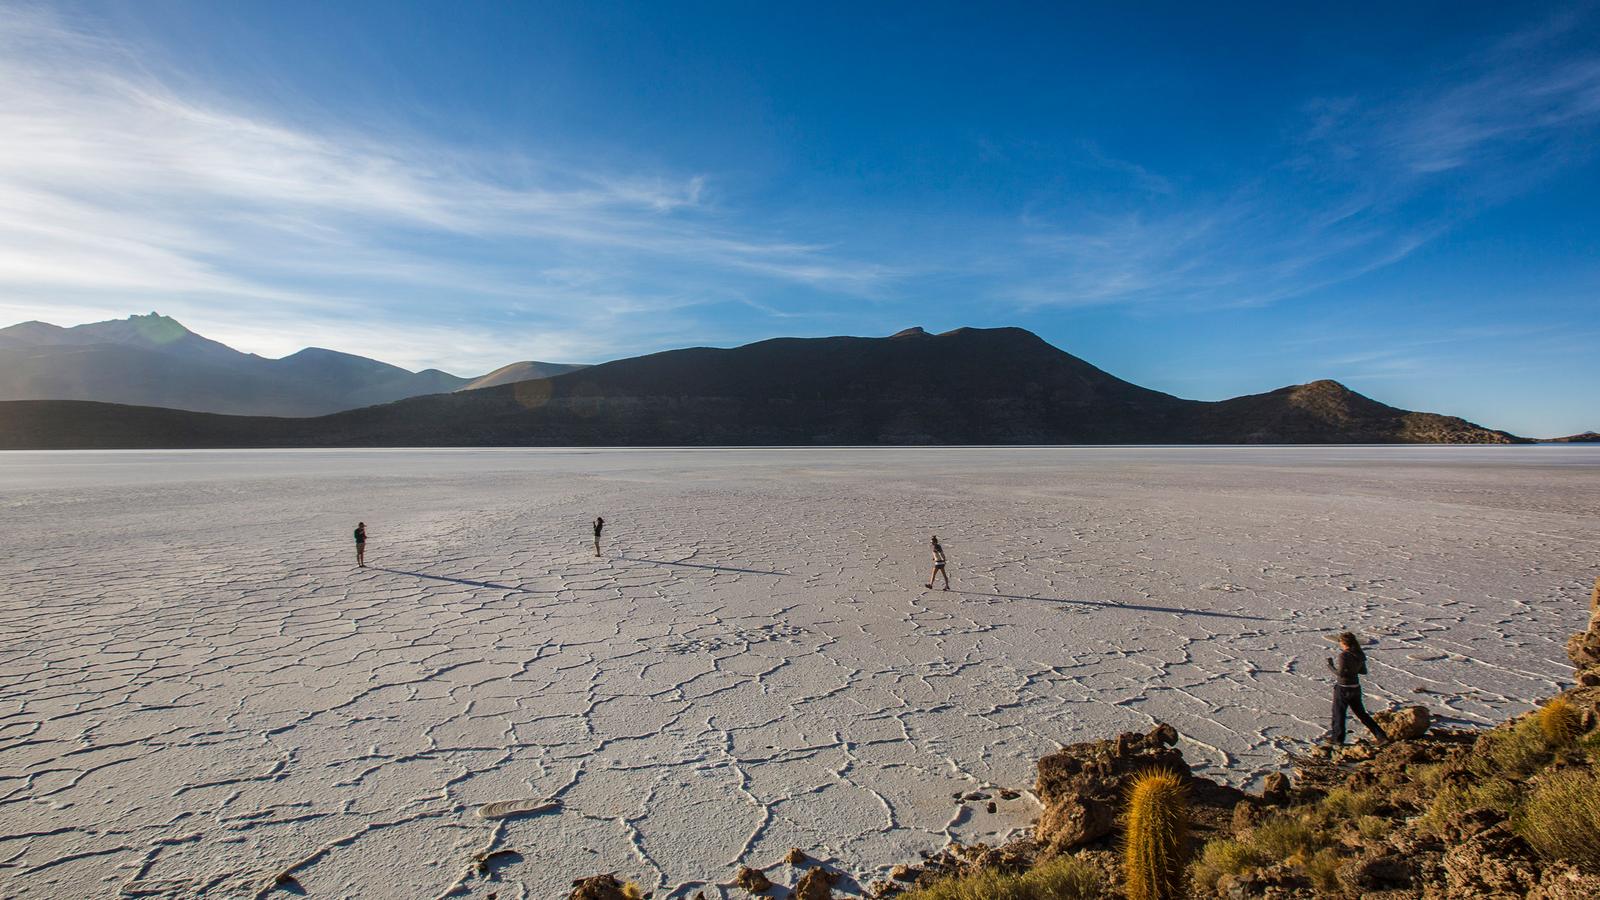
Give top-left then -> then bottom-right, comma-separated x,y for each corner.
783,848 -> 807,866
1374,705 -> 1432,740
1442,821 -> 1540,898
1033,724 -> 1190,852
998,788 -> 1020,800
1532,861 -> 1600,900
1336,852 -> 1414,891
1231,799 -> 1263,837
569,874 -> 632,900
1567,610 -> 1600,671
1260,771 -> 1291,805
1440,807 -> 1503,842
986,801 -> 997,814
734,866 -> 771,894
889,864 -> 916,882
793,867 -> 836,900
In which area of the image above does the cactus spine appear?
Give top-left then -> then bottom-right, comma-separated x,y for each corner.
1123,768 -> 1190,900
1539,697 -> 1582,745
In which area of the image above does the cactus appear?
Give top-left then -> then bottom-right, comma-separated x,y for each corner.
1539,697 -> 1582,745
1123,768 -> 1190,900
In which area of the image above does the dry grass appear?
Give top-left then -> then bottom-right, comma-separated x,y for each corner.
896,855 -> 1106,900
1514,769 -> 1600,873
1419,777 -> 1519,834
1472,718 -> 1557,779
1318,786 -> 1379,819
1538,698 -> 1583,746
1188,838 -> 1269,894
1303,848 -> 1342,893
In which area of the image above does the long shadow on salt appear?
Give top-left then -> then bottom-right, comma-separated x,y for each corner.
615,556 -> 789,576
957,590 -> 1274,621
373,568 -> 544,593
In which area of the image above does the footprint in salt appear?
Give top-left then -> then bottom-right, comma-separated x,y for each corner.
476,798 -> 561,820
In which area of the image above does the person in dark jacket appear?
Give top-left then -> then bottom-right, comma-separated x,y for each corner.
593,516 -> 605,557
354,522 -> 367,568
1326,631 -> 1389,745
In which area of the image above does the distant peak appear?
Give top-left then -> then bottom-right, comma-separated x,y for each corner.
1299,379 -> 1355,393
890,326 -> 928,338
129,311 -> 184,327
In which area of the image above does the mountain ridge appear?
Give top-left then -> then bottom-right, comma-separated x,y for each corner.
0,324 -> 1528,449
0,313 -> 573,417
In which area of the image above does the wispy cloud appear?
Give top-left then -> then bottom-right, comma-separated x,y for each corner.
0,5 -> 890,371
998,13 -> 1600,312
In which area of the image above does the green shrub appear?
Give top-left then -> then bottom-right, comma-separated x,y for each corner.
1356,815 -> 1393,841
898,854 -> 1106,900
1319,786 -> 1379,819
1188,839 -> 1268,894
1419,777 -> 1519,835
1473,718 -> 1556,780
1304,848 -> 1342,894
1514,769 -> 1600,873
1251,815 -> 1322,860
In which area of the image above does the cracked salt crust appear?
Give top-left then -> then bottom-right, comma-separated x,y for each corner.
0,446 -> 1596,898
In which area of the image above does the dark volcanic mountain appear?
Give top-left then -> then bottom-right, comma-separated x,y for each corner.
0,325 -> 1524,448
0,313 -> 570,417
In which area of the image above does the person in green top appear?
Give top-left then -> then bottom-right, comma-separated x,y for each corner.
354,522 -> 367,568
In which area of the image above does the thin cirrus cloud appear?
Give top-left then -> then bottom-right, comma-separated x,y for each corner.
0,8 -> 891,371
998,15 -> 1600,315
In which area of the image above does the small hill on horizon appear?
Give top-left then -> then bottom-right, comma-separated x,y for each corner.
0,313 -> 571,417
0,325 -> 1527,448
459,360 -> 589,391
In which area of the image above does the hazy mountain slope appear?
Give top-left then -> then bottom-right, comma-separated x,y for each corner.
0,325 -> 1529,448
459,361 -> 589,391
0,313 -> 476,416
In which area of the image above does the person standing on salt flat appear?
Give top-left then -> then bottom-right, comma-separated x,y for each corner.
1326,631 -> 1390,746
925,535 -> 950,591
354,522 -> 367,568
593,516 -> 605,557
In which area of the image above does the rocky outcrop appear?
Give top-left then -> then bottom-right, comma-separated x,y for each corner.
1375,705 -> 1432,740
568,874 -> 637,900
1035,723 -> 1190,852
1567,585 -> 1600,686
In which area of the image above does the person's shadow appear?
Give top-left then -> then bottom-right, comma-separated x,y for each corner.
957,590 -> 1274,621
373,568 -> 543,593
615,556 -> 789,576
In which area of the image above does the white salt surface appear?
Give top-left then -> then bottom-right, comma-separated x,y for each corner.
1,446 -> 1597,898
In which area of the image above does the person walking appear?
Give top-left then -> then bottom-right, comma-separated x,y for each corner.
593,516 -> 605,557
354,522 -> 367,568
925,535 -> 950,591
1326,631 -> 1389,745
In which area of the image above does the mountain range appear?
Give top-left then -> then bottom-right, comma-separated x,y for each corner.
0,320 -> 1531,449
0,313 -> 584,416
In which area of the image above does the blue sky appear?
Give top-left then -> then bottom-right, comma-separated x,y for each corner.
2,1 -> 1597,436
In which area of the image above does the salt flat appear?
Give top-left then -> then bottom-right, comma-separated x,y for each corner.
1,447 -> 1597,899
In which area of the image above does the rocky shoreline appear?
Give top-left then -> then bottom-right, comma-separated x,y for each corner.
570,581 -> 1600,899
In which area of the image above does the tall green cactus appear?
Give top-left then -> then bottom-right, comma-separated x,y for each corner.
1123,768 -> 1190,900
1539,697 -> 1582,746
